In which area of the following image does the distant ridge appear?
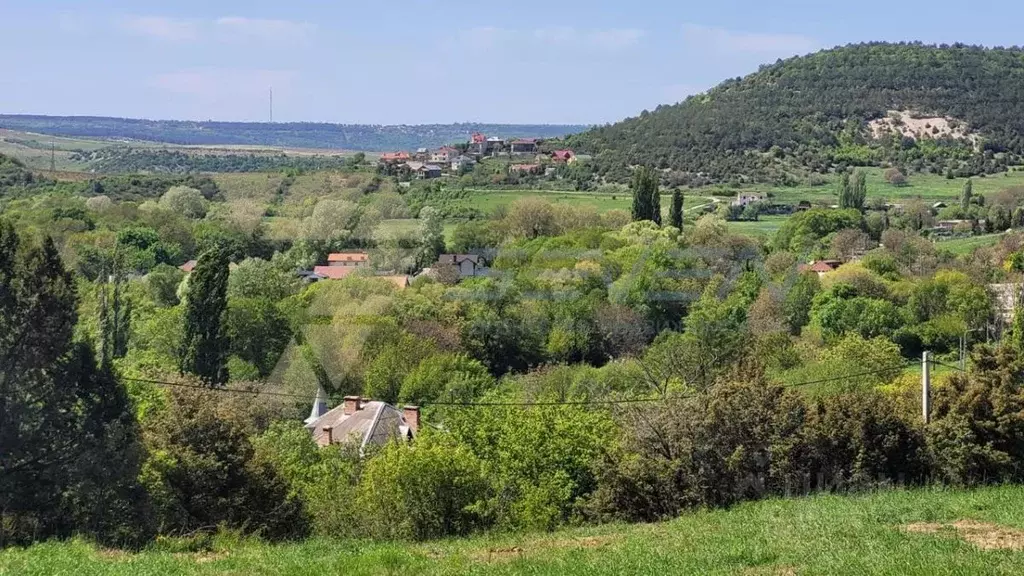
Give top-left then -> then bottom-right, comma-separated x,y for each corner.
0,115 -> 589,152
568,42 -> 1024,185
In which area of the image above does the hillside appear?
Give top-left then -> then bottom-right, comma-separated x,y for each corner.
0,115 -> 588,152
569,42 -> 1024,185
6,486 -> 1024,574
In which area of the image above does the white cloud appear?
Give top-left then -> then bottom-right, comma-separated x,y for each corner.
215,17 -> 316,43
119,16 -> 199,42
682,23 -> 818,57
151,68 -> 296,98
534,27 -> 645,51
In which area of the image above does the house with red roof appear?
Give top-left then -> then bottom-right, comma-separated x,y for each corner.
380,151 -> 411,164
327,252 -> 369,268
551,149 -> 576,163
430,146 -> 460,164
313,266 -> 357,280
797,260 -> 842,276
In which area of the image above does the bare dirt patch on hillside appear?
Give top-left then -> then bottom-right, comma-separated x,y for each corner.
903,519 -> 1024,550
869,110 -> 977,147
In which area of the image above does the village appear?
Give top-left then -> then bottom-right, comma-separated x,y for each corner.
377,132 -> 584,180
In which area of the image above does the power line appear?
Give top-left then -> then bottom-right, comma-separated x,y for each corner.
123,361 -> 919,409
929,359 -> 967,372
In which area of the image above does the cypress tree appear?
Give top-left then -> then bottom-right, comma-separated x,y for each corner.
179,246 -> 231,386
631,166 -> 659,222
670,189 -> 684,229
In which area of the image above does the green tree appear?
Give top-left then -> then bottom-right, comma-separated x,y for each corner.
145,263 -> 185,307
0,223 -> 151,546
399,353 -> 495,405
961,178 -> 973,210
630,166 -> 660,223
837,172 -> 851,208
228,257 -> 299,301
417,206 -> 446,268
159,186 -> 208,219
851,170 -> 867,210
179,247 -> 231,386
226,298 -> 293,377
669,189 -> 684,229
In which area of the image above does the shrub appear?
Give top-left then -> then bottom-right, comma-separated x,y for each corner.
355,432 -> 489,540
140,389 -> 310,541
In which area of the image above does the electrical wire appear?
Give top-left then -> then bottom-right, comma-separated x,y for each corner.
122,359 -> 924,409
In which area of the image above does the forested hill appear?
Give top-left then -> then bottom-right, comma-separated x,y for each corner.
0,115 -> 588,152
568,43 -> 1024,185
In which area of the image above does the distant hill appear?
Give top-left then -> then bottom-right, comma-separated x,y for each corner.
568,42 -> 1024,186
0,115 -> 588,153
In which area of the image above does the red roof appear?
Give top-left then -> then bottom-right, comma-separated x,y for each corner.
806,261 -> 838,273
380,152 -> 410,162
314,266 -> 356,280
552,150 -> 575,161
179,260 -> 197,273
328,253 -> 368,263
471,133 -> 486,144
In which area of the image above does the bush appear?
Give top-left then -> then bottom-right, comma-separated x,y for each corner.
140,389 -> 310,541
355,432 -> 489,540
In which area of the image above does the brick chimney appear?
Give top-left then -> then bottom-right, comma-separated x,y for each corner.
403,405 -> 420,435
319,426 -> 334,447
343,396 -> 361,415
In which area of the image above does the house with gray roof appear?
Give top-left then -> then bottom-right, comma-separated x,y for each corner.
305,391 -> 419,455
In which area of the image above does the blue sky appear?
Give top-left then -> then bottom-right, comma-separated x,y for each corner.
2,0 -> 1024,125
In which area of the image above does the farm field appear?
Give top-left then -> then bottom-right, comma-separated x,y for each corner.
935,233 -> 1006,255
709,168 -> 1024,206
7,486 -> 1024,575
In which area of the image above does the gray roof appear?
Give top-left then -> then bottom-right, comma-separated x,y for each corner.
308,401 -> 413,452
422,164 -> 442,171
438,254 -> 483,265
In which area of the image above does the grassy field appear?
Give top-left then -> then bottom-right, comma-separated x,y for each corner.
710,168 -> 1024,206
935,233 -> 1006,255
7,486 -> 1024,574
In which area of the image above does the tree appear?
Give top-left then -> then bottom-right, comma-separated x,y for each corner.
0,222 -> 151,546
179,247 -> 231,386
837,172 -> 851,208
884,168 -> 907,187
961,179 -> 974,210
160,186 -> 208,219
226,298 -> 293,378
417,206 -> 446,268
669,189 -> 684,229
845,170 -> 867,210
630,166 -> 660,223
228,258 -> 299,302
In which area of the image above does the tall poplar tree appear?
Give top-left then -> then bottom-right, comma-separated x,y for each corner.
961,178 -> 974,210
670,189 -> 684,229
179,246 -> 231,386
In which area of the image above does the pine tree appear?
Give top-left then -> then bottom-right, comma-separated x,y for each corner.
670,189 -> 684,229
961,179 -> 974,210
650,180 -> 662,225
179,246 -> 231,386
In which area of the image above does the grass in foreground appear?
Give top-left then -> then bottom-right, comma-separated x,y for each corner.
6,486 -> 1024,575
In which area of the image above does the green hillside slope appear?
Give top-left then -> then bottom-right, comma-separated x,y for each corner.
570,43 -> 1024,185
7,486 -> 1024,575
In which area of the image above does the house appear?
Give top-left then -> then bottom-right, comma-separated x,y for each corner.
732,192 -> 765,207
379,275 -> 411,289
509,138 -> 538,154
798,260 -> 841,276
430,146 -> 459,164
468,133 -> 488,156
509,163 -> 541,175
438,254 -> 487,278
179,260 -> 197,273
551,149 -> 576,163
418,164 -> 443,179
380,151 -> 411,164
413,148 -> 429,161
327,253 -> 369,268
313,265 -> 357,280
451,155 -> 476,172
296,270 -> 325,284
305,391 -> 419,455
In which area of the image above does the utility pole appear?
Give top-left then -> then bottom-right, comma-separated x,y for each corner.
922,351 -> 931,425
